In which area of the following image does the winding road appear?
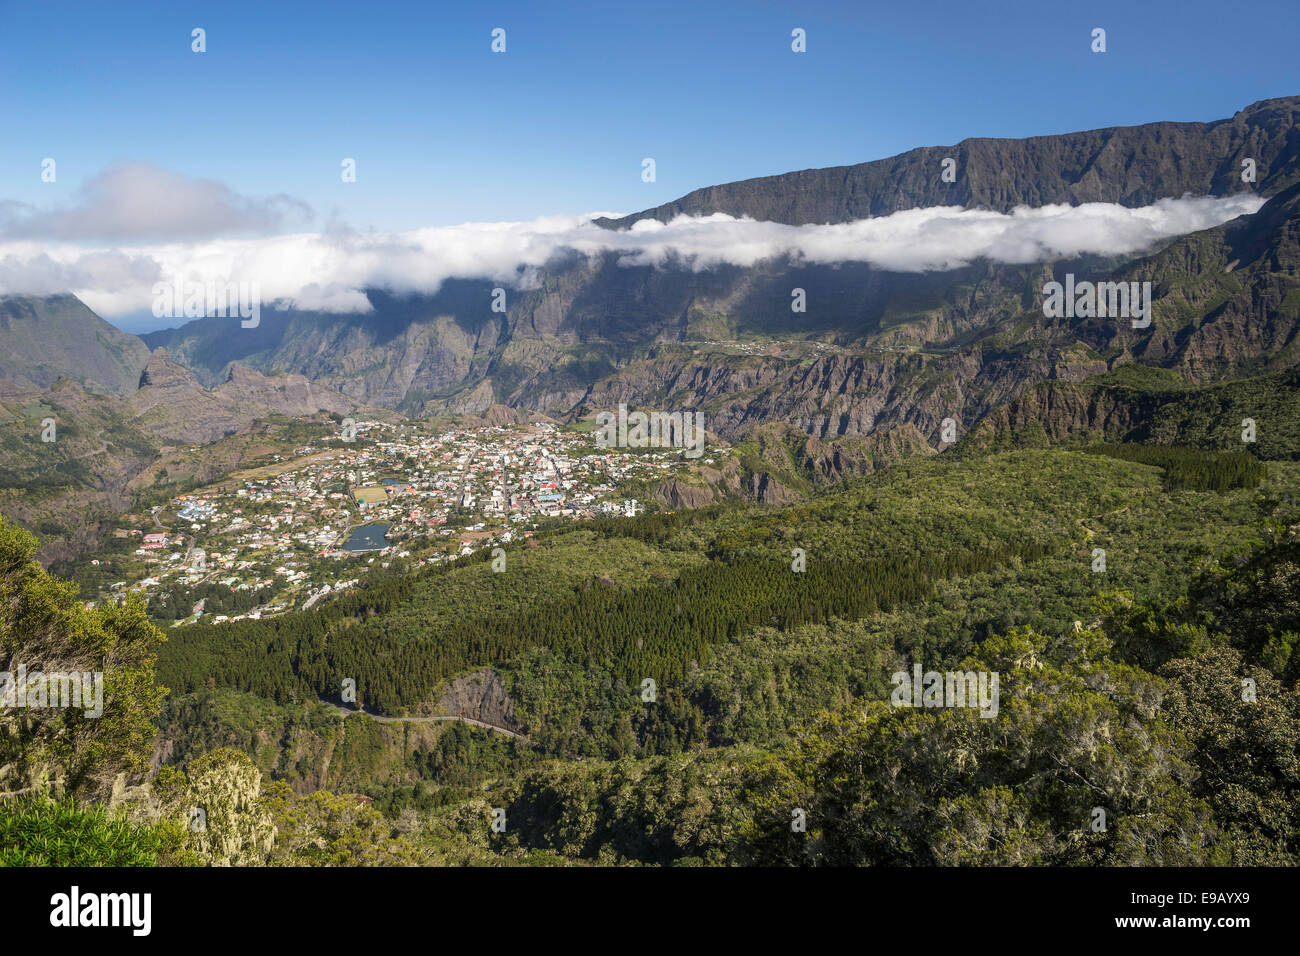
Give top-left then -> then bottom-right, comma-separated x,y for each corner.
324,702 -> 528,740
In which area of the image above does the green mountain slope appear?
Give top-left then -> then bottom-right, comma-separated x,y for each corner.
0,294 -> 151,396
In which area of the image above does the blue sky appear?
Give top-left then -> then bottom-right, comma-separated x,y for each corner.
3,0 -> 1297,231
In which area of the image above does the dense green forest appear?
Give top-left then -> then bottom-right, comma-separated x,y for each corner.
1084,444 -> 1267,491
3,440 -> 1299,866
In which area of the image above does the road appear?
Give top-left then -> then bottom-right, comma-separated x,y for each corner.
65,440 -> 110,461
324,702 -> 528,740
1076,505 -> 1131,540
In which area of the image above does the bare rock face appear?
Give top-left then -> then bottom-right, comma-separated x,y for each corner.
215,362 -> 354,418
973,380 -> 1149,443
748,471 -> 801,505
652,476 -> 724,510
136,348 -> 196,391
437,669 -> 518,731
130,347 -> 355,444
800,424 -> 935,482
596,96 -> 1300,229
0,338 -> 374,568
477,403 -> 544,427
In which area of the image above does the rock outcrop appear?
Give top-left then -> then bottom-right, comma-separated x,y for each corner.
437,669 -> 519,732
130,347 -> 354,444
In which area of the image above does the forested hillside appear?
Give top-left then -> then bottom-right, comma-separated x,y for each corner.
4,420 -> 1298,865
6,435 -> 1282,865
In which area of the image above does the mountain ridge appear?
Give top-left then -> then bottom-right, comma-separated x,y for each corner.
6,96 -> 1299,507
595,95 -> 1300,229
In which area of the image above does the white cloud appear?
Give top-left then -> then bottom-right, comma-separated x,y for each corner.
0,194 -> 1264,318
0,163 -> 312,241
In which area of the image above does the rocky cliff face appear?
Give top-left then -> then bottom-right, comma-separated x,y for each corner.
437,669 -> 519,732
130,348 -> 355,444
596,96 -> 1300,228
970,366 -> 1300,460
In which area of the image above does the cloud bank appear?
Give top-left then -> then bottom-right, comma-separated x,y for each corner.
0,163 -> 312,242
0,193 -> 1264,320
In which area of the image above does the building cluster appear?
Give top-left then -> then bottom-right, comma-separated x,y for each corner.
103,420 -> 714,625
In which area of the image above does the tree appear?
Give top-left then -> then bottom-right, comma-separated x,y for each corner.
0,516 -> 167,801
